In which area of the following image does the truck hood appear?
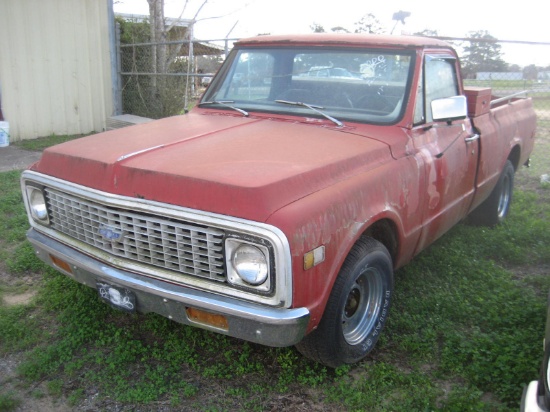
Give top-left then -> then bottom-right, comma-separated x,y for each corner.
33,112 -> 393,222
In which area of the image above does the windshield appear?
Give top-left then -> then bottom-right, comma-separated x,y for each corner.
201,47 -> 414,125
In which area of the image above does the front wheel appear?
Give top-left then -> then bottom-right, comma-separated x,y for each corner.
295,237 -> 393,368
468,160 -> 515,226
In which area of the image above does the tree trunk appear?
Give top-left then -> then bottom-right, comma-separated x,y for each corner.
147,0 -> 168,114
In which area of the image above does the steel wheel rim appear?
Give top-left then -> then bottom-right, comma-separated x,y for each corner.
497,174 -> 511,219
342,267 -> 384,345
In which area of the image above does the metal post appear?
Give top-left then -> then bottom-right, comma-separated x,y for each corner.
115,22 -> 123,115
107,0 -> 122,115
184,23 -> 195,111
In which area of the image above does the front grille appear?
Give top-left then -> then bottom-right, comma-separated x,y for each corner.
44,188 -> 226,282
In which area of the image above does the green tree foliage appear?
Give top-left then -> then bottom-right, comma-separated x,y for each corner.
117,16 -> 192,119
310,14 -> 386,34
523,64 -> 538,80
310,23 -> 326,33
460,30 -> 508,79
414,29 -> 439,37
331,26 -> 350,33
117,16 -> 150,44
354,13 -> 386,34
309,23 -> 350,34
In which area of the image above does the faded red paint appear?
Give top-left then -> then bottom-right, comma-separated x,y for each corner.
236,33 -> 452,50
30,34 -> 537,335
34,112 -> 393,223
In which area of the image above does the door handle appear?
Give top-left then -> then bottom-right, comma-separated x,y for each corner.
465,134 -> 480,142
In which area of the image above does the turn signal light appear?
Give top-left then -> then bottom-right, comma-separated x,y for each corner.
49,254 -> 73,274
186,307 -> 228,331
304,246 -> 325,270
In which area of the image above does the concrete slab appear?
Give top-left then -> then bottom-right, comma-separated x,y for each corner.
0,146 -> 42,172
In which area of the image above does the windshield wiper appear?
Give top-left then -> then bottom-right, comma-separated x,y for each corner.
199,100 -> 249,117
275,99 -> 344,127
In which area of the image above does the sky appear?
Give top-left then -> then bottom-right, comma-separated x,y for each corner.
113,0 -> 550,66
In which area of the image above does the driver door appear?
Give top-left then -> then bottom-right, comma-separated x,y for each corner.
412,54 -> 480,252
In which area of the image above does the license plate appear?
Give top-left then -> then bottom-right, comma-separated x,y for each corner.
97,282 -> 136,313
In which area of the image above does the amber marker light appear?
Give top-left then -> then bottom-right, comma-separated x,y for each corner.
49,254 -> 73,274
186,307 -> 229,331
303,246 -> 325,270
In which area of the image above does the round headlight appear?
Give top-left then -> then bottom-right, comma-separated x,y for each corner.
232,244 -> 268,285
28,188 -> 48,221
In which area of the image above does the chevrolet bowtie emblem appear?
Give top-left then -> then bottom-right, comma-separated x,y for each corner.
98,224 -> 124,242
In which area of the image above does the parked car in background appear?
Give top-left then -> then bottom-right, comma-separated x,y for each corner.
301,66 -> 360,80
201,74 -> 213,86
522,294 -> 550,411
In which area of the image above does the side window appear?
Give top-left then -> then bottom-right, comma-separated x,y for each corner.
424,58 -> 459,122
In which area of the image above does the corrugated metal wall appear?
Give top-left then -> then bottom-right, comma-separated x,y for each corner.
0,0 -> 114,141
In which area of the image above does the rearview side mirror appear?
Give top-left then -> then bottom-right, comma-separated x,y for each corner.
432,95 -> 467,122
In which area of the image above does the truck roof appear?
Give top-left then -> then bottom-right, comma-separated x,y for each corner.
235,33 -> 452,50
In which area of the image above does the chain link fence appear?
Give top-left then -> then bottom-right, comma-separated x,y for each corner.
119,39 -> 228,119
440,38 -> 550,131
117,37 -> 550,128
466,76 -> 550,134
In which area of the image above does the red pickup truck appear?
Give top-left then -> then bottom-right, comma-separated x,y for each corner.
21,34 -> 536,368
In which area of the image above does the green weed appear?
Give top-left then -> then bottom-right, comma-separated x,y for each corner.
13,133 -> 90,152
0,393 -> 21,412
0,305 -> 45,353
327,362 -> 439,411
67,389 -> 84,407
375,187 -> 549,409
46,379 -> 63,397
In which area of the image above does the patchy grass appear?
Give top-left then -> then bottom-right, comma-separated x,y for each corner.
12,133 -> 90,152
0,130 -> 549,411
0,393 -> 21,412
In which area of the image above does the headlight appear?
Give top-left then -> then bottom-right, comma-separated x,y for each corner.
26,186 -> 49,224
226,239 -> 271,291
233,244 -> 268,285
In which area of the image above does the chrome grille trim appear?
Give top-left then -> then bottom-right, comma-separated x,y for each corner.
22,170 -> 293,308
45,188 -> 226,282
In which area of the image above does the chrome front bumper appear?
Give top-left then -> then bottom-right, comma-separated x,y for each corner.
28,228 -> 310,347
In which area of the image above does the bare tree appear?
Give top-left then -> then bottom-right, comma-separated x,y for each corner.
144,0 -> 255,112
146,0 -> 227,78
146,0 -> 166,84
145,0 -> 208,111
146,0 -> 198,78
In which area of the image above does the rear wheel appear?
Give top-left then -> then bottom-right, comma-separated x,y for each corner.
468,160 -> 515,226
296,237 -> 393,368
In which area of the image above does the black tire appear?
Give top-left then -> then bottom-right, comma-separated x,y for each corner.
468,160 -> 515,226
295,237 -> 393,368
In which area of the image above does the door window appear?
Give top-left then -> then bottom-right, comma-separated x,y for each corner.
414,56 -> 459,124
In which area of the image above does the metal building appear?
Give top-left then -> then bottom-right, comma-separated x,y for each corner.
0,0 -> 116,141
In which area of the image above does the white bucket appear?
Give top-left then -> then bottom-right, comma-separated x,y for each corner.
0,121 -> 9,147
